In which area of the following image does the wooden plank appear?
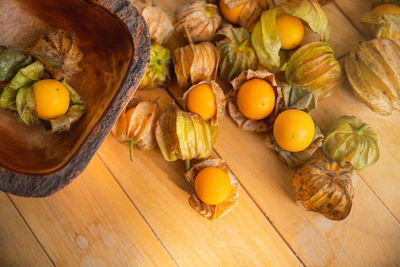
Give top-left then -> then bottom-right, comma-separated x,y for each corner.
0,192 -> 53,267
156,0 -> 400,265
10,155 -> 176,266
334,0 -> 400,221
98,123 -> 302,265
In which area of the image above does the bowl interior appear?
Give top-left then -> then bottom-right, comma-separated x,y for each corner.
0,0 -> 133,175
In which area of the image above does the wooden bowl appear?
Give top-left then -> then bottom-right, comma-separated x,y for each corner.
0,0 -> 150,197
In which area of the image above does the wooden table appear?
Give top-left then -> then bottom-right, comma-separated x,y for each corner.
1,0 -> 400,266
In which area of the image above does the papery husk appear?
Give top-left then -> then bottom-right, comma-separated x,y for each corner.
228,69 -> 281,132
16,85 -> 41,126
183,81 -> 225,126
344,38 -> 400,115
185,159 -> 239,220
30,29 -> 83,81
173,42 -> 219,89
139,42 -> 171,90
323,116 -> 379,170
292,158 -> 354,221
156,104 -> 218,161
176,1 -> 221,43
0,61 -> 44,111
0,46 -> 32,82
130,0 -> 174,44
266,83 -> 323,168
216,25 -> 258,82
112,100 -> 160,151
286,41 -> 343,100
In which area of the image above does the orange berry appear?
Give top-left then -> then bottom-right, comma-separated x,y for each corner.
237,78 -> 276,120
34,79 -> 70,120
219,0 -> 246,24
194,167 -> 231,205
273,109 -> 315,152
276,15 -> 304,50
372,4 -> 400,16
186,83 -> 217,120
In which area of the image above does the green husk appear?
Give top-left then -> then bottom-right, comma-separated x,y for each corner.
323,116 -> 379,170
16,85 -> 41,126
0,46 -> 32,82
156,104 -> 217,161
0,61 -> 44,110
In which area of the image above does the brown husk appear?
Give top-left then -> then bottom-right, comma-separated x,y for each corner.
292,159 -> 354,221
112,100 -> 160,151
183,81 -> 226,126
176,1 -> 221,43
130,0 -> 174,44
228,69 -> 281,132
30,29 -> 83,81
185,159 -> 239,220
173,42 -> 219,90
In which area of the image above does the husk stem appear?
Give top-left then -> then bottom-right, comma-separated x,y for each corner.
129,140 -> 136,162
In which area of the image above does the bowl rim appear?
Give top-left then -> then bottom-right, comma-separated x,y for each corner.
0,0 -> 150,197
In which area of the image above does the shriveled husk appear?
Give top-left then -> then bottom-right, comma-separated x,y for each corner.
130,0 -> 174,44
292,158 -> 354,221
173,42 -> 219,89
361,2 -> 400,41
251,0 -> 329,71
323,116 -> 379,170
228,69 -> 281,132
156,104 -> 218,161
176,1 -> 221,43
112,100 -> 160,151
183,81 -> 225,126
216,25 -> 258,82
221,0 -> 273,30
285,41 -> 343,100
0,46 -> 32,82
185,159 -> 239,220
344,38 -> 400,115
266,83 -> 324,168
139,42 -> 172,90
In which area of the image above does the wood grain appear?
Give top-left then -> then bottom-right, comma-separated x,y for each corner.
9,155 -> 175,266
0,193 -> 53,267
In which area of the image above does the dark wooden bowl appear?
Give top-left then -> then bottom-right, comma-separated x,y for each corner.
0,0 -> 150,197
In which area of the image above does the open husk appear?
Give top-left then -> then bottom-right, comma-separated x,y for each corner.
112,99 -> 160,151
130,0 -> 174,44
344,38 -> 400,115
228,69 -> 281,132
183,80 -> 226,126
156,104 -> 218,161
185,159 -> 239,220
266,83 -> 324,168
173,42 -> 219,89
285,41 -> 344,100
216,24 -> 258,82
293,158 -> 354,221
176,1 -> 221,43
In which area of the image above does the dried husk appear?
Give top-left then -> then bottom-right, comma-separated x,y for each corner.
228,69 -> 281,132
139,42 -> 172,90
266,83 -> 324,168
185,159 -> 239,220
173,42 -> 219,89
183,81 -> 225,126
292,159 -> 354,221
176,1 -> 221,43
323,116 -> 379,170
216,25 -> 258,82
285,41 -> 344,100
156,104 -> 218,161
130,0 -> 174,44
0,46 -> 32,82
344,38 -> 400,115
30,29 -> 83,81
251,0 -> 329,71
112,100 -> 160,151
361,2 -> 400,41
